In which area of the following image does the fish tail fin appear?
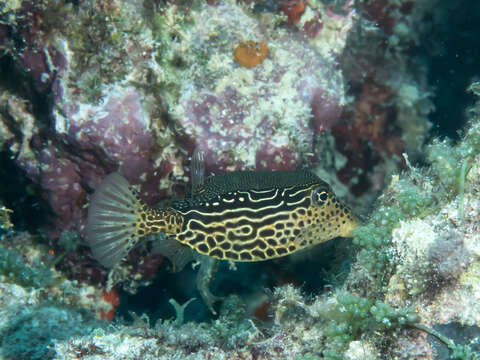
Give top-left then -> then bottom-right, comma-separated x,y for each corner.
86,173 -> 144,268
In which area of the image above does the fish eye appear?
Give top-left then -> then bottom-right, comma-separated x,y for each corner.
312,187 -> 329,205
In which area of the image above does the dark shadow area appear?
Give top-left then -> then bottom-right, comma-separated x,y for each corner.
0,55 -> 52,127
0,151 -> 50,232
419,0 -> 480,140
0,52 -> 54,232
117,264 -> 210,324
427,322 -> 480,360
116,237 -> 351,323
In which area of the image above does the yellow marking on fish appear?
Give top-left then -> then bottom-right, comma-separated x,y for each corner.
87,170 -> 358,268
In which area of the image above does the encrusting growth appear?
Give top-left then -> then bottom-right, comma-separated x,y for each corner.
234,40 -> 268,68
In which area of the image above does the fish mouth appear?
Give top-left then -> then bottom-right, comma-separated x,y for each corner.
340,215 -> 360,238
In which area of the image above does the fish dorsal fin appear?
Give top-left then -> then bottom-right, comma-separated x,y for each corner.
192,169 -> 325,201
191,148 -> 205,197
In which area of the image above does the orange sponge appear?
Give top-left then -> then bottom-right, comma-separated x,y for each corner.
234,41 -> 268,68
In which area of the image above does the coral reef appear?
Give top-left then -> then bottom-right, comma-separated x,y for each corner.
0,0 -> 433,240
1,97 -> 480,358
1,0 -> 480,359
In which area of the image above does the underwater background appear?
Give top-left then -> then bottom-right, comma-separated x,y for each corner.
1,0 -> 480,359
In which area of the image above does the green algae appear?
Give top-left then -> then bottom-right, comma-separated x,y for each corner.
0,242 -> 55,289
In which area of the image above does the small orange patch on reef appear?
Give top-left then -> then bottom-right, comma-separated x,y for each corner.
234,40 -> 268,68
282,0 -> 305,24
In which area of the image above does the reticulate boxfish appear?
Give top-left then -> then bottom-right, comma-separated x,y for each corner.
86,168 -> 359,269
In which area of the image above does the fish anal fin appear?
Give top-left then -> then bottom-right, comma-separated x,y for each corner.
152,236 -> 194,272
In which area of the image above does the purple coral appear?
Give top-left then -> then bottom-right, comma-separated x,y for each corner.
15,86 -> 179,241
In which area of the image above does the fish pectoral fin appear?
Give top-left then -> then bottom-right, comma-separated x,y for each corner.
152,236 -> 194,272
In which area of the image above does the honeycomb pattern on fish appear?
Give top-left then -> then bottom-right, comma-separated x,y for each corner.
113,171 -> 359,262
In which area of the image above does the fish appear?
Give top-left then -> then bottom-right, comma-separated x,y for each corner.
86,168 -> 359,270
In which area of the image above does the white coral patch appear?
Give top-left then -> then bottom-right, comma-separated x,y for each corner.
345,341 -> 378,360
391,219 -> 436,264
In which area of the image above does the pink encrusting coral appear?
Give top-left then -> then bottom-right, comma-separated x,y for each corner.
63,88 -> 154,184
1,0 -> 348,232
170,2 -> 349,173
0,0 -> 434,277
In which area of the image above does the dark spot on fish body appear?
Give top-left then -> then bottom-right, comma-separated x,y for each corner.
266,248 -> 275,257
252,250 -> 266,259
220,242 -> 231,250
198,243 -> 209,253
189,221 -> 205,231
267,238 -> 277,246
259,229 -> 275,237
240,252 -> 252,260
255,240 -> 267,249
210,249 -> 223,258
188,233 -> 206,246
241,226 -> 251,234
207,236 -> 216,248
225,251 -> 239,260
